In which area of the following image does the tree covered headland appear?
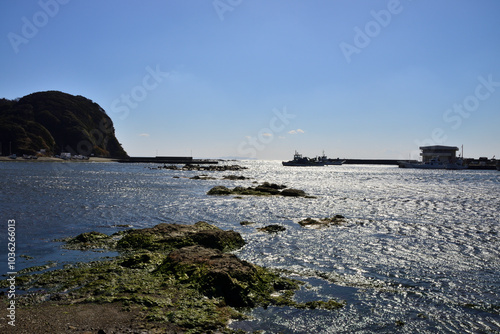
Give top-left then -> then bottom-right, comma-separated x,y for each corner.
0,91 -> 128,158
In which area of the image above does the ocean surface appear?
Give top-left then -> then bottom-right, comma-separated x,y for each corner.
1,160 -> 499,333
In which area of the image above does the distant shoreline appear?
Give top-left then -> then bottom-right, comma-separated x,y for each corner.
0,156 -> 118,163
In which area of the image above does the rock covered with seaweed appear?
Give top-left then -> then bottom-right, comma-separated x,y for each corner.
207,182 -> 313,198
2,221 -> 344,332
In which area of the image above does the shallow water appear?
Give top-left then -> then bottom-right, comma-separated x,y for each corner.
1,161 -> 499,332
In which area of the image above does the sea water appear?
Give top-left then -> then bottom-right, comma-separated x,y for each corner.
0,161 -> 499,333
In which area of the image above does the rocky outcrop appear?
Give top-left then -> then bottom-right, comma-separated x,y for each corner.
189,174 -> 217,180
0,91 -> 128,157
298,215 -> 346,227
11,221 -> 344,333
222,175 -> 249,180
258,224 -> 287,233
160,164 -> 247,171
155,245 -> 296,307
116,221 -> 246,252
207,182 -> 313,198
240,220 -> 255,225
281,188 -> 308,197
207,185 -> 234,195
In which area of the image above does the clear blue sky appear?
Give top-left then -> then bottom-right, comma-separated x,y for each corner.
1,0 -> 499,159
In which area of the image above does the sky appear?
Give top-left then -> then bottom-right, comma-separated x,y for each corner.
1,0 -> 499,160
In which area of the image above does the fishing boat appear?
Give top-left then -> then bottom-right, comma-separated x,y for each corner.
317,151 -> 345,165
282,151 -> 326,166
398,158 -> 467,170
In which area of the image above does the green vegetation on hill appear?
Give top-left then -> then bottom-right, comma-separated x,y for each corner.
0,91 -> 128,158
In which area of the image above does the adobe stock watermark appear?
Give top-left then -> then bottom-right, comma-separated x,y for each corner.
213,0 -> 242,21
339,0 -> 406,64
6,219 -> 17,327
62,117 -> 114,158
110,65 -> 170,120
7,0 -> 70,54
412,74 -> 499,158
237,107 -> 295,158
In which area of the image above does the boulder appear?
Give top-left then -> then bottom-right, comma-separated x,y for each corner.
240,221 -> 255,226
298,215 -> 346,227
207,183 -> 310,197
281,188 -> 307,197
207,186 -> 233,195
117,221 -> 245,252
155,245 -> 298,307
258,225 -> 287,233
222,175 -> 249,180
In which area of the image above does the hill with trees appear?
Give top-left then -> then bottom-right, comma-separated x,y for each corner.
0,91 -> 128,158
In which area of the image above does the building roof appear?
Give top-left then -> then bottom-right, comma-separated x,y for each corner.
419,145 -> 459,151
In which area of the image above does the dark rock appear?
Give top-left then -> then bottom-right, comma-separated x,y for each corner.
297,218 -> 322,227
190,174 -> 216,180
207,186 -> 233,195
189,229 -> 246,252
207,183 -> 310,197
260,182 -> 287,190
280,188 -> 307,197
253,182 -> 287,195
254,184 -> 284,195
175,164 -> 248,171
258,225 -> 286,233
116,221 -> 245,252
298,215 -> 346,227
155,245 -> 298,307
222,175 -> 249,180
240,221 -> 255,225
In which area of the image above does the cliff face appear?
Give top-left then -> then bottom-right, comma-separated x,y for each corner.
0,91 -> 128,158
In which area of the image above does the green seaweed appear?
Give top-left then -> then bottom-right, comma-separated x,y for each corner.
1,222 -> 344,332
207,183 -> 311,198
64,231 -> 116,250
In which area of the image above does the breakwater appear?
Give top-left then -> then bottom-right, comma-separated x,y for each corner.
118,156 -> 218,164
343,159 -> 402,165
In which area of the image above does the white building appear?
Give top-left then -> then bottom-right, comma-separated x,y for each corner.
419,145 -> 459,163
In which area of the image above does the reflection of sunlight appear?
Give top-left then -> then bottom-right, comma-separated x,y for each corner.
3,160 -> 498,333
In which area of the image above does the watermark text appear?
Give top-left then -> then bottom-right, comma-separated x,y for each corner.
213,0 -> 243,21
237,107 -> 295,158
6,219 -> 17,327
7,0 -> 70,54
413,74 -> 499,158
339,0 -> 404,64
110,65 -> 170,120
